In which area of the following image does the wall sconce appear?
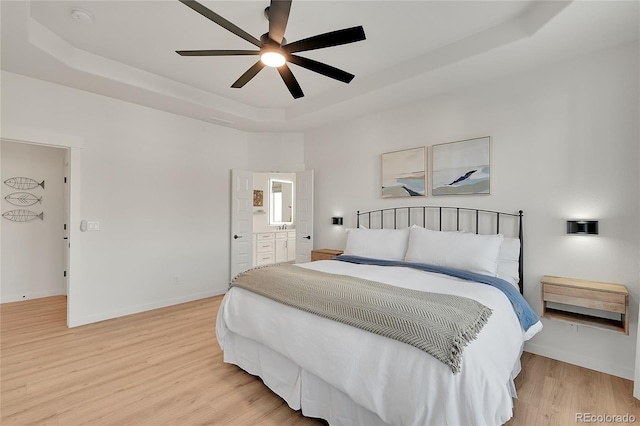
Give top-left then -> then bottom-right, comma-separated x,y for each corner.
567,220 -> 598,235
332,216 -> 344,225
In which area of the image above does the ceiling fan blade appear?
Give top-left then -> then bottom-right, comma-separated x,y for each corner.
231,61 -> 266,88
283,26 -> 366,54
268,0 -> 292,45
176,50 -> 260,56
277,64 -> 304,99
288,55 -> 355,84
179,0 -> 262,48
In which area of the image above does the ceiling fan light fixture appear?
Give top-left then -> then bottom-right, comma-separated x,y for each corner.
261,51 -> 286,67
177,0 -> 366,98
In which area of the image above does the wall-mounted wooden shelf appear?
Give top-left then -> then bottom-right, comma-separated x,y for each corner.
541,275 -> 629,335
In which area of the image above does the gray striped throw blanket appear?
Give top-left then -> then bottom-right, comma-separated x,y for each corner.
231,264 -> 492,373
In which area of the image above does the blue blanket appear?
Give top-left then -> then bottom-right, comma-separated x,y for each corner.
334,255 -> 539,332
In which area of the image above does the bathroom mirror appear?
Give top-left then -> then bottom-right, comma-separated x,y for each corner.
269,179 -> 294,225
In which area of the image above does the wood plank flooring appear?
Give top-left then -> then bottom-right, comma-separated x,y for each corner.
1,295 -> 638,425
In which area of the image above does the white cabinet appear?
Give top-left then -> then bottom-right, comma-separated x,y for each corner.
254,231 -> 296,266
275,233 -> 288,263
287,231 -> 296,261
255,233 -> 275,266
252,233 -> 256,265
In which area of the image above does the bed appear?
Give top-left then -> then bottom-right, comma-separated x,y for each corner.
217,206 -> 542,425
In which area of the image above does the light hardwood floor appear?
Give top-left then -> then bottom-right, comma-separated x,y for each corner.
1,295 -> 638,425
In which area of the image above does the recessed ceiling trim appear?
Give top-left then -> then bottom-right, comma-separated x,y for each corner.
206,116 -> 235,126
4,0 -> 635,132
25,14 -> 286,123
285,0 -> 573,122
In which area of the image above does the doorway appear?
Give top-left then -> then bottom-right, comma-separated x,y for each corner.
230,169 -> 313,281
0,141 -> 68,303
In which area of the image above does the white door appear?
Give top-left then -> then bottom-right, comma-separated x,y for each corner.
230,169 -> 253,281
63,150 -> 70,295
295,170 -> 314,263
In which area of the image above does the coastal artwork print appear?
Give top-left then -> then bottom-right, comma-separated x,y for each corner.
432,136 -> 491,196
381,147 -> 426,198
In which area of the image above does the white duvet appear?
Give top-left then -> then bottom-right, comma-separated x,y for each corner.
217,260 -> 542,425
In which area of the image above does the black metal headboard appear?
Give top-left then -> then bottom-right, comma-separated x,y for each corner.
356,206 -> 524,294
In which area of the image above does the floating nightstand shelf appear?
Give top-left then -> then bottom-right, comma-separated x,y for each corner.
541,275 -> 629,335
311,249 -> 344,261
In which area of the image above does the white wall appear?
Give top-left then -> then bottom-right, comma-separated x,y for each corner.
304,41 -> 639,379
1,141 -> 66,302
247,133 -> 305,173
1,71 -> 253,326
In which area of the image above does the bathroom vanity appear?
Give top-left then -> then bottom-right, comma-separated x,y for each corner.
253,231 -> 296,266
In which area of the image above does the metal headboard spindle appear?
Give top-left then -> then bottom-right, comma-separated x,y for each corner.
356,207 -> 524,294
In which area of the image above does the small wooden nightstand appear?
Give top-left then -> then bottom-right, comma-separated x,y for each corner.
311,249 -> 344,261
541,275 -> 629,335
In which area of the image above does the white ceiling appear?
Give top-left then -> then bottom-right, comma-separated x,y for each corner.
2,1 -> 639,131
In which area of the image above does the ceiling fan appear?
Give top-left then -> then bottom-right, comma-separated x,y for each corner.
176,0 -> 366,99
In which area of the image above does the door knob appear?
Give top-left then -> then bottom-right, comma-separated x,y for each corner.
233,234 -> 243,239
303,235 -> 311,240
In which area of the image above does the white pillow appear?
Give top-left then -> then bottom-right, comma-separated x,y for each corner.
404,227 -> 503,276
497,237 -> 521,288
344,227 -> 410,261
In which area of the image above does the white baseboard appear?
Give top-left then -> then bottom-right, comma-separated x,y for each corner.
0,289 -> 66,304
68,288 -> 227,328
525,341 -> 634,380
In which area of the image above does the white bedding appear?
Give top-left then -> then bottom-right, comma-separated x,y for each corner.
217,260 -> 542,425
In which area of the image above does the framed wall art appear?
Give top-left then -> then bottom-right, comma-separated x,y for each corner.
253,190 -> 263,207
432,136 -> 491,196
381,147 -> 426,198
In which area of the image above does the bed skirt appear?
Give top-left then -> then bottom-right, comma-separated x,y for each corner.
221,331 -> 522,425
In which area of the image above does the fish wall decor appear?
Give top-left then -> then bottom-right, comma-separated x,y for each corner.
4,192 -> 43,207
2,209 -> 44,222
4,177 -> 45,190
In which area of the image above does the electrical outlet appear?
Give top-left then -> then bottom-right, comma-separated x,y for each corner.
173,275 -> 181,285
